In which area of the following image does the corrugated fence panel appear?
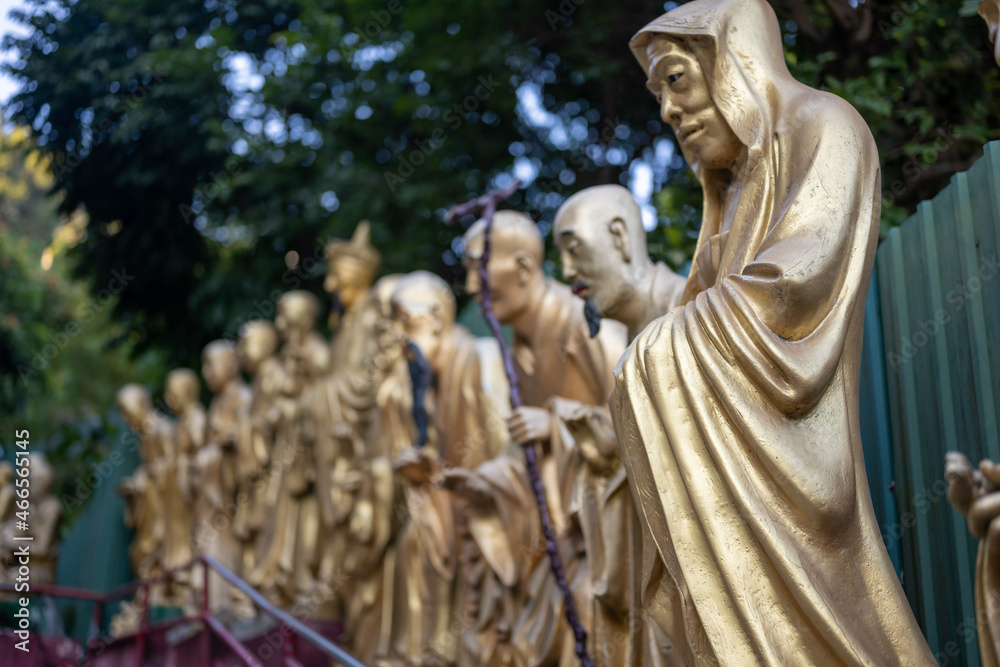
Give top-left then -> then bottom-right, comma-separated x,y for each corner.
859,268 -> 902,577
865,141 -> 1000,666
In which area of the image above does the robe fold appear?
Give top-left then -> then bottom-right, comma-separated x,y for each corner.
611,1 -> 935,664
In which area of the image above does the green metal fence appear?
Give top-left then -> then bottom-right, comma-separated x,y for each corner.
860,140 -> 1000,666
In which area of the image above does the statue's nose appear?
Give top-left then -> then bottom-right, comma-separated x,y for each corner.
562,259 -> 577,283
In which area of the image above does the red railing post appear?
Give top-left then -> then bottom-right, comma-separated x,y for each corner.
201,558 -> 211,666
282,621 -> 295,665
134,582 -> 149,664
85,600 -> 104,663
202,556 -> 210,614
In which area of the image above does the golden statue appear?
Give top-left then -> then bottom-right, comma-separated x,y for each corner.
338,273 -> 411,664
249,290 -> 329,605
117,385 -> 163,581
165,368 -> 206,463
191,342 -> 252,615
610,0 -> 934,663
237,320 -> 282,577
162,368 -> 205,567
553,184 -> 691,664
443,211 -> 627,666
300,221 -> 387,622
0,462 -> 15,596
117,383 -> 191,603
0,455 -> 61,587
161,370 -> 202,594
384,270 -> 511,666
202,341 -> 251,513
947,452 -> 1000,665
318,221 -> 383,505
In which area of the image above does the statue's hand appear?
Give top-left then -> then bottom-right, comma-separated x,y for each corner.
393,447 -> 438,485
507,406 -> 551,447
440,468 -> 493,508
946,451 -> 976,516
981,459 -> 1000,492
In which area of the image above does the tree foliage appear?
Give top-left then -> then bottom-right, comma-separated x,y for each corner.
2,0 -> 998,373
0,133 -> 164,523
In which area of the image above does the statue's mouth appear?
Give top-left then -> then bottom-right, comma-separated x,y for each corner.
572,279 -> 589,297
678,123 -> 704,147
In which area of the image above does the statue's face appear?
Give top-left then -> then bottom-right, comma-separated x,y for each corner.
372,277 -> 403,347
202,349 -> 236,392
276,297 -> 314,341
238,327 -> 275,370
462,229 -> 531,324
325,257 -> 369,310
646,37 -> 743,171
392,298 -> 442,369
117,390 -> 150,430
554,209 -> 629,317
164,375 -> 195,413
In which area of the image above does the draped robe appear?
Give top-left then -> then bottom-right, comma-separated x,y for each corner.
611,1 -> 935,664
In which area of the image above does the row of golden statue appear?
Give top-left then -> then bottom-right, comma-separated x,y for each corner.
107,0 -> 1000,665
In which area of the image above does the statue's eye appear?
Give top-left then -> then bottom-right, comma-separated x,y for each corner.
668,72 -> 683,84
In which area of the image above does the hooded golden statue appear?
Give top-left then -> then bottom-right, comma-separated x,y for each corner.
611,0 -> 935,664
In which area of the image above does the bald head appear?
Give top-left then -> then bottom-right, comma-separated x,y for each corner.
555,185 -> 648,260
276,290 -> 319,340
202,340 -> 239,392
391,271 -> 456,324
117,383 -> 152,429
461,210 -> 546,327
553,185 -> 653,324
372,274 -> 404,318
165,368 -> 200,414
391,270 -> 456,369
239,320 -> 278,372
463,210 -> 544,269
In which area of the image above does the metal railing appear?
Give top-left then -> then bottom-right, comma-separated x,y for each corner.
0,554 -> 366,667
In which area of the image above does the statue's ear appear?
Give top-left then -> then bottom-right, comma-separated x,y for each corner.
431,302 -> 444,333
609,218 -> 631,263
515,251 -> 534,285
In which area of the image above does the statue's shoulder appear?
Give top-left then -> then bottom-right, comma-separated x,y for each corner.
782,86 -> 874,145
